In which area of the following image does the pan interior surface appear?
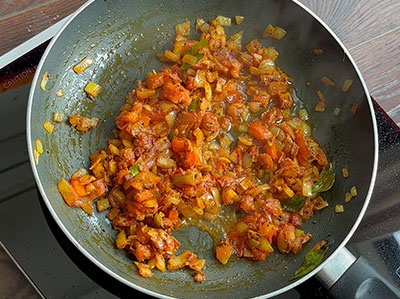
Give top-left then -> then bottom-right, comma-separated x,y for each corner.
28,0 -> 376,297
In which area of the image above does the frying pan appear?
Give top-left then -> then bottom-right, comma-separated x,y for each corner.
27,0 -> 379,297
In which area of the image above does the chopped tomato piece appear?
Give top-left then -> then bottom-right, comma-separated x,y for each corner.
295,130 -> 313,160
315,147 -> 328,167
89,180 -> 108,200
163,82 -> 191,105
146,73 -> 165,89
58,178 -> 79,206
70,178 -> 88,197
248,121 -> 274,144
215,243 -> 232,265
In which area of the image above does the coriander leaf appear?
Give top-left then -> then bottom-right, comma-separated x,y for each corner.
312,162 -> 335,194
290,240 -> 329,281
129,164 -> 140,177
281,196 -> 306,212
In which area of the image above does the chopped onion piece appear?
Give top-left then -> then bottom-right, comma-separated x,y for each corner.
248,102 -> 262,113
238,136 -> 253,146
321,76 -> 335,87
55,88 -> 65,97
282,109 -> 290,118
73,56 -> 95,74
249,66 -> 264,76
120,104 -> 131,111
314,102 -> 326,112
272,26 -> 287,40
298,109 -> 309,121
313,49 -> 324,56
335,204 -> 344,213
350,186 -> 357,197
53,112 -> 66,123
196,18 -> 205,31
69,113 -> 99,132
182,54 -> 198,66
302,122 -> 312,136
33,149 -> 40,165
164,50 -> 180,62
314,197 -> 329,210
156,53 -> 170,62
342,168 -> 349,178
40,72 -> 49,91
43,121 -> 55,133
302,180 -> 313,196
35,139 -> 43,154
135,262 -> 152,278
157,156 -> 177,169
85,82 -> 102,99
246,39 -> 262,53
345,192 -> 352,203
196,18 -> 210,33
235,16 -> 244,25
238,123 -> 248,133
165,111 -> 176,128
333,107 -> 341,116
262,24 -> 275,38
97,198 -> 111,212
226,31 -> 243,54
342,79 -> 353,92
71,168 -> 88,179
262,24 -> 287,40
199,22 -> 210,33
216,15 -> 231,27
267,46 -> 279,62
204,81 -> 212,101
175,20 -> 190,36
259,59 -> 275,73
173,173 -> 195,187
316,90 -> 327,105
282,183 -> 295,197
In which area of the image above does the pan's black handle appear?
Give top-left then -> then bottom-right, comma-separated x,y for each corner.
316,248 -> 400,298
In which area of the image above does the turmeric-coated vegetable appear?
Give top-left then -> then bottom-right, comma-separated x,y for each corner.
58,16 -> 337,284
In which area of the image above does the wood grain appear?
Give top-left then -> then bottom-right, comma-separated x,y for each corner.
292,0 -> 400,124
0,0 -> 86,56
0,0 -> 52,19
299,0 -> 400,49
349,28 -> 400,119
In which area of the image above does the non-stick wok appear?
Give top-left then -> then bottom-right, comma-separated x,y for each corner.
27,0 -> 380,298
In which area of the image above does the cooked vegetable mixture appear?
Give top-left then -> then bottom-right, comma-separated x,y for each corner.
58,17 -> 334,282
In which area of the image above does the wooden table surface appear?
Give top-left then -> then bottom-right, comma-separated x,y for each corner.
0,1 -> 399,298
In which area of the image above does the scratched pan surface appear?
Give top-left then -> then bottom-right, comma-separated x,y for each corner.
27,0 -> 378,298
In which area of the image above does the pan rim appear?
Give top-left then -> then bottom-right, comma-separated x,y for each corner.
26,0 -> 379,298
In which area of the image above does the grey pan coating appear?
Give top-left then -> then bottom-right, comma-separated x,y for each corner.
27,0 -> 378,298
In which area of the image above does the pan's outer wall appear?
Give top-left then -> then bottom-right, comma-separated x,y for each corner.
27,0 -> 377,298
